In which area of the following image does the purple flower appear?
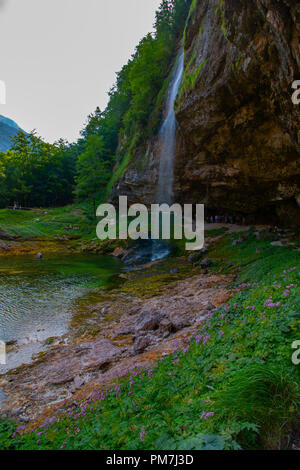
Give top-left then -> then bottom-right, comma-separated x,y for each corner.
203,335 -> 210,345
140,426 -> 146,442
195,335 -> 203,345
201,411 -> 215,420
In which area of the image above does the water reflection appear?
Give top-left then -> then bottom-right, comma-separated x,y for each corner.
0,254 -> 122,346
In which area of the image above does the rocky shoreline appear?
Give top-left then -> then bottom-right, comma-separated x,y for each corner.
0,243 -> 232,425
1,222 -> 291,426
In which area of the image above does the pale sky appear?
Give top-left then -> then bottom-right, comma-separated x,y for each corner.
0,0 -> 161,143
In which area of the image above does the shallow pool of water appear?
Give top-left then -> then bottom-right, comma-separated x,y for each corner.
0,254 -> 122,371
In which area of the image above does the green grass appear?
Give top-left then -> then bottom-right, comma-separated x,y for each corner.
1,230 -> 300,450
213,364 -> 299,449
0,204 -> 97,240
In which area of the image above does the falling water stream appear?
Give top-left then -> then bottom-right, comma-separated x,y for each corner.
151,50 -> 184,261
125,51 -> 184,265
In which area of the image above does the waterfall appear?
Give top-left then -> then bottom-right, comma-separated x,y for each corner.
157,50 -> 184,205
124,51 -> 185,266
150,50 -> 184,262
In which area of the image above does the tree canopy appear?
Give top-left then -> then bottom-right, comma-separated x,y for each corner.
0,0 -> 192,210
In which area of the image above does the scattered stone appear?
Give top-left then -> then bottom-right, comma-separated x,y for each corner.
135,309 -> 167,333
19,415 -> 30,423
201,301 -> 214,311
158,318 -> 174,335
200,258 -> 213,268
188,247 -> 208,264
0,228 -> 16,240
232,238 -> 243,246
171,316 -> 191,331
0,241 -> 9,251
188,252 -> 203,264
271,241 -> 284,247
112,247 -> 127,259
44,337 -> 59,346
254,231 -> 263,240
71,375 -> 85,393
134,335 -> 153,354
170,267 -> 179,274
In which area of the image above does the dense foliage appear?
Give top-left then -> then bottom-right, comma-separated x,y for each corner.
0,0 -> 192,210
0,131 -> 76,208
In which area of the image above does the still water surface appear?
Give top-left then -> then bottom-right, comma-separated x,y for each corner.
0,254 -> 122,371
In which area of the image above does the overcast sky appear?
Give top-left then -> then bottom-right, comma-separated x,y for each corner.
0,0 -> 161,143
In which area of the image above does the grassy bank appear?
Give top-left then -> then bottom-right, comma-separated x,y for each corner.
0,204 -> 96,241
1,230 -> 299,450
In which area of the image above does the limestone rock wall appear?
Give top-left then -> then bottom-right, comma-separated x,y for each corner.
114,0 -> 300,226
175,0 -> 300,225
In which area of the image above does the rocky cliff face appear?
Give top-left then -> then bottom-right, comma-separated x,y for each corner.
115,0 -> 300,226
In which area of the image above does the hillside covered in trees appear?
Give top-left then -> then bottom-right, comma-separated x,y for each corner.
0,0 -> 191,211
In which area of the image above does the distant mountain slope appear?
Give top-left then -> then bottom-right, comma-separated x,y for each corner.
0,115 -> 21,152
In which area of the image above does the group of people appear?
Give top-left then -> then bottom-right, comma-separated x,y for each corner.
205,214 -> 247,225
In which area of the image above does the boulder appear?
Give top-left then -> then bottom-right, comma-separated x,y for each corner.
170,267 -> 179,274
0,228 -> 15,240
188,252 -> 203,264
133,334 -> 153,354
271,241 -> 284,247
171,316 -> 192,331
158,318 -> 174,336
200,258 -> 213,268
0,241 -> 9,251
135,309 -> 167,333
112,247 -> 127,259
232,238 -> 243,247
